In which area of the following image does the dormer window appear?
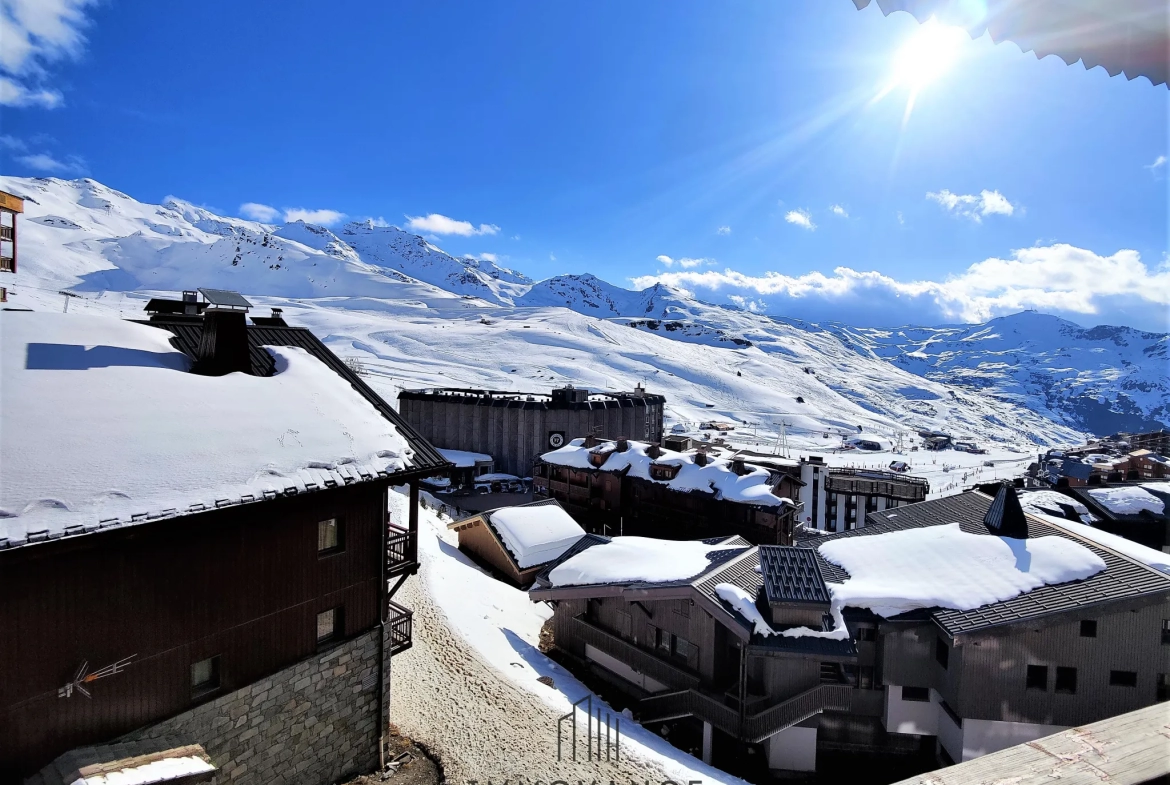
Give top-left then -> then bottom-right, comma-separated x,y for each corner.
650,463 -> 680,481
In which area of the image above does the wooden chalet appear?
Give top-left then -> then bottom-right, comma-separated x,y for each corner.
0,292 -> 450,783
446,498 -> 585,587
532,437 -> 802,544
530,486 -> 1170,777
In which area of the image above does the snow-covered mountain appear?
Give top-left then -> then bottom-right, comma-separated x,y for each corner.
822,314 -> 1169,436
5,177 -> 528,305
5,174 -> 1140,451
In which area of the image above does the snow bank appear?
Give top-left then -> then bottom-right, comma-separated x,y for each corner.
549,536 -> 735,587
541,439 -> 792,507
489,504 -> 585,568
1,312 -> 412,543
437,448 -> 492,468
714,583 -> 774,636
1086,486 -> 1166,516
817,523 -> 1106,619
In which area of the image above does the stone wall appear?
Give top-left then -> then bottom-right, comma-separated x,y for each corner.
123,628 -> 385,784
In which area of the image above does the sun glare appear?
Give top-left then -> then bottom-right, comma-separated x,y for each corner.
889,19 -> 967,91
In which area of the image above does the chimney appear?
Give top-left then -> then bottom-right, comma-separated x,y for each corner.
647,444 -> 663,459
616,439 -> 629,452
983,483 -> 1028,539
694,449 -> 710,467
194,289 -> 253,376
182,290 -> 199,315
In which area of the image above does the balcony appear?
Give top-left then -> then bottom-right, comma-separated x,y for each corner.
387,600 -> 413,655
386,522 -> 418,578
639,683 -> 853,743
572,615 -> 700,692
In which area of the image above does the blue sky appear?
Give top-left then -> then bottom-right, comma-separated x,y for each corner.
2,1 -> 1168,330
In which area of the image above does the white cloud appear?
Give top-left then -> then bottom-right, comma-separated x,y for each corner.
1146,155 -> 1167,174
404,213 -> 499,236
896,211 -> 905,225
830,204 -> 848,217
785,209 -> 816,231
717,225 -> 731,235
284,207 -> 346,226
17,151 -> 85,174
656,255 -> 705,269
464,252 -> 498,263
0,75 -> 62,108
0,0 -> 96,109
549,254 -> 557,261
239,202 -> 280,222
0,134 -> 26,150
630,244 -> 1170,332
927,189 -> 1016,222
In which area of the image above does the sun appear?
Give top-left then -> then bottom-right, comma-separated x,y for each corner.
889,19 -> 968,92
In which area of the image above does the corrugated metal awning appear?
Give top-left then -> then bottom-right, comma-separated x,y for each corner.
854,0 -> 1169,87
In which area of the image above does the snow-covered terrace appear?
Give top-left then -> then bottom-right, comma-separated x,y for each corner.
541,438 -> 795,508
0,312 -> 418,548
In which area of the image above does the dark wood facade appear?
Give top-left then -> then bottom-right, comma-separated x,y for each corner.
0,479 -> 421,780
532,461 -> 800,545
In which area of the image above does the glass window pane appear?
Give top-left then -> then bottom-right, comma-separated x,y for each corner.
317,608 -> 336,642
318,518 -> 338,552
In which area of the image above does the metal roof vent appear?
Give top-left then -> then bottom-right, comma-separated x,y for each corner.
984,483 -> 1029,539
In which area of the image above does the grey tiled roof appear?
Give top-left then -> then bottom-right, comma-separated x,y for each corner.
802,491 -> 1170,636
758,546 -> 832,605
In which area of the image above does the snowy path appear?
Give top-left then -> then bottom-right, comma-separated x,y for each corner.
387,493 -> 746,785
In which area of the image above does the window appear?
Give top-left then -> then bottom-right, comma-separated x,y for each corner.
672,636 -> 698,663
935,637 -> 949,669
191,656 -> 220,693
615,610 -> 632,639
675,600 -> 690,619
657,627 -> 672,654
855,626 -> 876,642
1055,667 -> 1077,694
1026,665 -> 1048,691
901,686 -> 930,702
317,517 -> 343,554
1110,670 -> 1138,688
1157,673 -> 1169,703
317,607 -> 343,646
1080,619 -> 1097,638
1163,620 -> 1170,645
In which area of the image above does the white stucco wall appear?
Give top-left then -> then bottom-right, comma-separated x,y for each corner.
883,685 -> 940,736
584,644 -> 669,694
766,724 -> 818,772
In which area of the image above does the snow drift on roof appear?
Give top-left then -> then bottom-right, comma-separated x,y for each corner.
1,312 -> 413,545
1087,485 -> 1166,516
817,523 -> 1106,619
488,504 -> 585,569
548,536 -> 736,587
541,439 -> 793,507
438,448 -> 492,468
1031,513 -> 1170,576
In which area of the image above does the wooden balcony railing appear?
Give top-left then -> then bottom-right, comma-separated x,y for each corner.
387,600 -> 413,656
386,523 -> 418,578
638,682 -> 853,742
572,615 -> 700,691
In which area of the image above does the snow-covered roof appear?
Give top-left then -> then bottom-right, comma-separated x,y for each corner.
816,522 -> 1106,619
1085,485 -> 1166,517
1,312 -> 415,547
541,438 -> 794,508
486,502 -> 586,569
1019,489 -> 1094,523
74,755 -> 216,785
548,536 -> 740,587
438,448 -> 493,468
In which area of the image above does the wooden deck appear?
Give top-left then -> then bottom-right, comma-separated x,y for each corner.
892,703 -> 1170,785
